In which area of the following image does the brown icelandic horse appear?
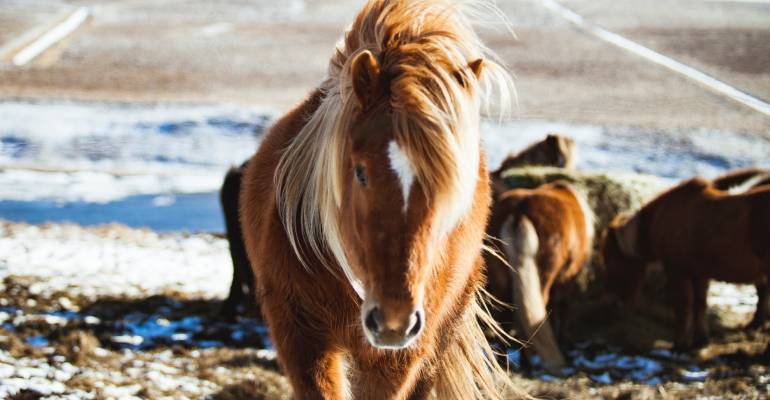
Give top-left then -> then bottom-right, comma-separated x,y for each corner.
490,134 -> 576,182
486,181 -> 593,371
489,133 -> 576,200
239,1 -> 523,398
602,177 -> 770,349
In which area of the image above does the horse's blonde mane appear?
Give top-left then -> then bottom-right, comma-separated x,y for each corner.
274,0 -> 515,297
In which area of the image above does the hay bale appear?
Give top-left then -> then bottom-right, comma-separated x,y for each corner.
499,166 -> 666,241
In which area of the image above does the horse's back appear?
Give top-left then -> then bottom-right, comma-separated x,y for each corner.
493,134 -> 576,175
647,178 -> 766,280
499,182 -> 590,285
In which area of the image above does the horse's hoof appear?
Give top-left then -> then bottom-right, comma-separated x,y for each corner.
692,334 -> 710,349
219,300 -> 240,322
672,340 -> 694,353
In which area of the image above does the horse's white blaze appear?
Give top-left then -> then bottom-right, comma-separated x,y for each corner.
388,140 -> 415,212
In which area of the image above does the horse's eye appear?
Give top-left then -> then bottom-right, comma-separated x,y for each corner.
354,165 -> 368,186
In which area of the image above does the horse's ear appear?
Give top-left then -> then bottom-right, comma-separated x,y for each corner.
351,50 -> 382,109
469,58 -> 484,79
454,58 -> 484,88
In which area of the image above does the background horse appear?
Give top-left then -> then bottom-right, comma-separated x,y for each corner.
239,1 -> 522,398
219,161 -> 257,320
486,180 -> 593,371
490,134 -> 576,182
490,133 -> 576,201
603,177 -> 770,349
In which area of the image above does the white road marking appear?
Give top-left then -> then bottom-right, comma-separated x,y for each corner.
201,23 -> 232,37
12,7 -> 90,66
542,0 -> 770,117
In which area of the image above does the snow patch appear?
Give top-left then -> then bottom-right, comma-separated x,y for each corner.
0,222 -> 231,298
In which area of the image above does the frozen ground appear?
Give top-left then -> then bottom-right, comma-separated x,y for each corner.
0,222 -> 279,399
0,221 -> 768,399
2,101 -> 769,231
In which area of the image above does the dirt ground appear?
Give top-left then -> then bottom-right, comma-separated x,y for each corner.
1,222 -> 769,399
2,265 -> 770,399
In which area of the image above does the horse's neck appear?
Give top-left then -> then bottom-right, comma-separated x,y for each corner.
263,88 -> 326,177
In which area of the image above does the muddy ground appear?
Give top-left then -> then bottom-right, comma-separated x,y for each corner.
1,222 -> 769,399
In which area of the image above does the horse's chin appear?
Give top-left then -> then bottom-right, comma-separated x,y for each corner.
364,334 -> 418,351
361,322 -> 421,351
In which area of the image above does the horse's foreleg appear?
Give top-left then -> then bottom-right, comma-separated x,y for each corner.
351,355 -> 431,400
669,271 -> 694,350
748,278 -> 769,329
692,276 -> 710,347
220,163 -> 257,320
407,373 -> 437,400
262,305 -> 346,399
279,338 -> 346,399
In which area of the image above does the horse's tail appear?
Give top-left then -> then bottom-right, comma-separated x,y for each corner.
504,215 -> 566,372
434,294 -> 529,399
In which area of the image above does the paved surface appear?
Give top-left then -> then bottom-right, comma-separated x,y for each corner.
0,0 -> 768,134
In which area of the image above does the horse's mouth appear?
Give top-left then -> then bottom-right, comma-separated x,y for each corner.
361,303 -> 424,350
365,329 -> 420,350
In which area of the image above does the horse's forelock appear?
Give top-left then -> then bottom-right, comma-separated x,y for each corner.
341,0 -> 512,232
275,0 -> 513,297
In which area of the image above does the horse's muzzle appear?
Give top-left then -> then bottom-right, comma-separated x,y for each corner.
362,303 -> 424,350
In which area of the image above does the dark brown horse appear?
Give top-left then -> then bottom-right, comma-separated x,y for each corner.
486,180 -> 593,371
238,1 -> 522,398
603,177 -> 770,349
490,133 -> 576,181
219,162 -> 257,320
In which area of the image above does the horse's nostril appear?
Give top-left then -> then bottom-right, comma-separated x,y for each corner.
365,307 -> 380,333
406,310 -> 423,338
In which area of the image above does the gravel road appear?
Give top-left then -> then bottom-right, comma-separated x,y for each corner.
0,0 -> 768,133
